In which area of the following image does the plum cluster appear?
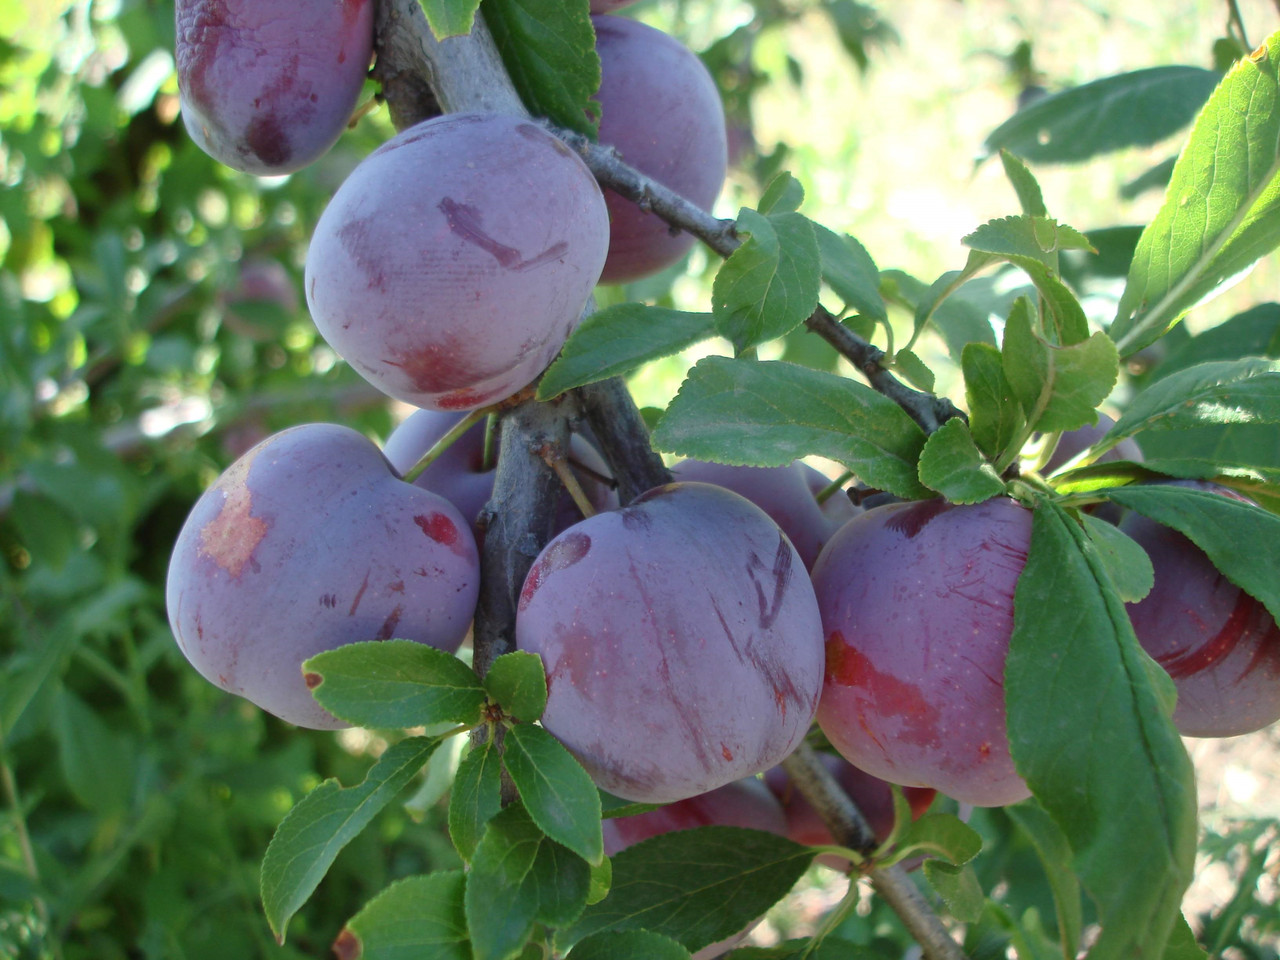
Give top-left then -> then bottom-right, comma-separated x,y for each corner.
167,2 -> 1279,863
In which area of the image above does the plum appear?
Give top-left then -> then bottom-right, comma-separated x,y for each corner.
811,497 -> 1033,807
603,777 -> 787,857
166,423 -> 479,729
592,15 -> 728,283
306,112 -> 610,411
175,0 -> 374,175
516,482 -> 825,803
382,409 -> 617,542
1120,481 -> 1280,737
671,460 -> 854,569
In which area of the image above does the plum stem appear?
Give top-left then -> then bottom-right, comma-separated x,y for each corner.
815,470 -> 855,505
540,446 -> 599,520
400,407 -> 488,484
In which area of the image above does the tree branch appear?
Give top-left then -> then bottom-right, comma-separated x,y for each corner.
555,125 -> 964,433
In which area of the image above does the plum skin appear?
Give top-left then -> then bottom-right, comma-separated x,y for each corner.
306,113 -> 609,411
165,423 -> 480,729
175,0 -> 374,175
671,460 -> 856,570
811,497 -> 1033,808
515,482 -> 825,804
592,15 -> 728,283
1120,481 -> 1280,737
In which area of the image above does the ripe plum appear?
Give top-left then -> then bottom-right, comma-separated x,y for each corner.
382,409 -> 617,540
516,482 -> 825,803
602,777 -> 786,857
812,497 -> 1033,807
671,460 -> 854,569
175,0 -> 374,174
1120,481 -> 1280,737
306,113 -> 609,410
592,15 -> 728,283
166,424 -> 480,729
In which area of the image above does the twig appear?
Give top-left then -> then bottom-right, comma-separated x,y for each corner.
556,125 -> 963,433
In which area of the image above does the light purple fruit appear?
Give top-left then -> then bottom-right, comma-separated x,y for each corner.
382,409 -> 618,541
1121,481 -> 1280,737
671,460 -> 852,569
306,113 -> 610,411
175,0 -> 374,175
166,423 -> 479,729
592,15 -> 728,283
812,498 -> 1033,807
516,482 -> 825,803
603,777 -> 787,857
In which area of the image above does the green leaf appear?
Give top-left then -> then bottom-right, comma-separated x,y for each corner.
758,172 -> 805,215
963,216 -> 1094,272
1154,303 -> 1280,378
483,651 -> 547,722
465,804 -> 590,960
52,688 -> 134,814
1008,502 -> 1196,960
963,341 -> 1025,462
1163,914 -> 1210,960
503,724 -> 604,865
890,348 -> 935,392
1005,800 -> 1084,959
600,791 -> 661,819
1002,299 -> 1120,432
922,861 -> 984,922
1111,40 -> 1280,355
587,856 -> 612,905
979,66 -> 1219,164
449,735 -> 503,862
568,930 -> 692,960
653,357 -> 930,499
814,224 -> 886,321
336,871 -> 469,960
886,813 -> 982,867
420,0 -> 482,38
561,827 -> 813,954
1000,150 -> 1048,217
482,0 -> 600,136
1079,512 -> 1154,603
262,736 -> 441,942
712,209 -> 821,354
916,419 -> 1006,504
537,305 -> 715,400
303,640 -> 487,729
1105,358 -> 1280,445
1101,482 -> 1280,621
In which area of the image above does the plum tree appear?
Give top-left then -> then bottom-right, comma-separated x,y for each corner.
382,409 -> 617,540
764,753 -> 935,853
811,497 -> 1033,807
516,482 -> 825,803
220,257 -> 299,341
1120,481 -> 1280,737
591,14 -> 728,283
305,112 -> 610,410
165,423 -> 480,729
671,459 -> 855,568
174,0 -> 374,174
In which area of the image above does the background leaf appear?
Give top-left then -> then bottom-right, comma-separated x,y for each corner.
980,66 -> 1219,164
483,651 -> 547,722
503,724 -> 604,865
1112,38 -> 1280,355
450,736 -> 503,862
420,0 -> 483,39
336,871 -> 469,960
568,930 -> 693,960
916,418 -> 1006,504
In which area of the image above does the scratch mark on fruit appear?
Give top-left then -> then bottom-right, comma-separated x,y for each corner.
437,197 -> 569,271
376,604 -> 403,640
415,512 -> 470,558
320,593 -> 337,608
884,499 -> 950,539
721,743 -> 734,761
520,533 -> 591,611
198,451 -> 269,578
349,569 -> 371,615
747,534 -> 793,629
826,631 -> 939,746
